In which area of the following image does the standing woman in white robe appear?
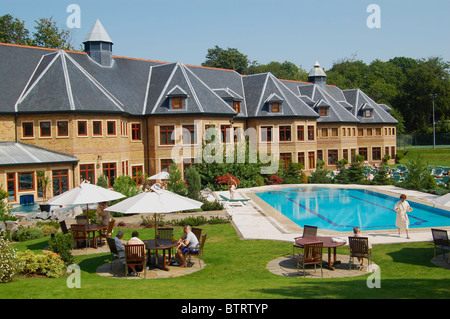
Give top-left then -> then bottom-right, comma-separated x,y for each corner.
394,194 -> 413,239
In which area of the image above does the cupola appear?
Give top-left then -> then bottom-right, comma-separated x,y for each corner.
83,20 -> 113,67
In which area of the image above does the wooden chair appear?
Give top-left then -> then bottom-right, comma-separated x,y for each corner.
98,220 -> 115,245
191,227 -> 202,241
76,215 -> 89,225
297,241 -> 323,277
348,236 -> 372,270
186,233 -> 207,268
71,224 -> 90,250
59,220 -> 68,234
124,244 -> 146,278
106,237 -> 124,273
431,229 -> 450,261
293,225 -> 318,256
157,227 -> 173,240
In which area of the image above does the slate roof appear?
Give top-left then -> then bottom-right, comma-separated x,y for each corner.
0,142 -> 78,166
0,38 -> 397,125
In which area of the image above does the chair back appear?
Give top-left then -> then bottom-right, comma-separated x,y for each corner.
124,244 -> 146,263
106,220 -> 115,236
76,215 -> 89,225
302,225 -> 318,238
71,224 -> 87,240
303,242 -> 323,262
192,227 -> 202,241
157,227 -> 173,240
106,237 -> 119,255
431,229 -> 449,246
59,220 -> 68,234
348,236 -> 370,257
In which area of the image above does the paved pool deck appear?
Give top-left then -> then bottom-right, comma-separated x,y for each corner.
217,184 -> 450,245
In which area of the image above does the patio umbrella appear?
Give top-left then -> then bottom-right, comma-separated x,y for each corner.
433,193 -> 450,207
148,171 -> 170,180
105,185 -> 203,245
47,180 -> 126,220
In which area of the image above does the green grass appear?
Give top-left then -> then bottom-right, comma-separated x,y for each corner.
398,148 -> 450,167
3,223 -> 450,299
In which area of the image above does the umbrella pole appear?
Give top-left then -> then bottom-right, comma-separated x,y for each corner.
154,213 -> 158,265
86,204 -> 89,222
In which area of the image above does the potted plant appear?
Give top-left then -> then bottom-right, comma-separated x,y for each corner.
37,170 -> 52,212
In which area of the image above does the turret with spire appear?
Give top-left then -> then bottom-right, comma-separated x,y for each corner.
83,19 -> 113,67
308,61 -> 327,88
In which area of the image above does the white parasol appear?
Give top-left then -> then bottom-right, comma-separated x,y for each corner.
148,171 -> 170,180
433,193 -> 450,207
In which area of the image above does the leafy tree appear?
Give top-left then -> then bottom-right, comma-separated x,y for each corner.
185,166 -> 201,200
309,160 -> 332,184
112,176 -> 140,200
405,153 -> 436,190
96,175 -> 109,188
248,61 -> 308,81
167,163 -> 187,196
0,14 -> 31,45
202,45 -> 252,74
346,162 -> 365,184
32,17 -> 74,50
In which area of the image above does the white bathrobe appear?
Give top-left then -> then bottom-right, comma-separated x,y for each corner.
394,200 -> 411,229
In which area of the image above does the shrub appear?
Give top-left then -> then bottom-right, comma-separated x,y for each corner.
11,227 -> 45,242
268,175 -> 283,185
48,232 -> 74,265
16,250 -> 67,278
39,225 -> 59,236
0,236 -> 19,283
186,166 -> 202,200
201,200 -> 224,211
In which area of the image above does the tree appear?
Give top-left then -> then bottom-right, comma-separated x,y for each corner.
32,17 -> 74,50
248,61 -> 308,81
405,153 -> 436,190
185,166 -> 201,200
202,45 -> 253,74
167,164 -> 187,196
0,14 -> 31,45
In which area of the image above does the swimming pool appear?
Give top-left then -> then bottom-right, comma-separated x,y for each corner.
255,187 -> 450,232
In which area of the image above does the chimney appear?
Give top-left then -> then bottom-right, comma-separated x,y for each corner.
308,61 -> 327,88
83,20 -> 113,67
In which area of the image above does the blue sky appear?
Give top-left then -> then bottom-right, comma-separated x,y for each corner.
2,0 -> 449,71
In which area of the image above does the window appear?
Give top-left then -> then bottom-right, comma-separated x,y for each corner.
348,128 -> 351,136
172,97 -> 183,109
182,125 -> 197,144
391,146 -> 396,159
7,173 -> 16,202
22,122 -> 34,138
103,163 -> 116,188
80,164 -> 95,183
367,128 -> 372,136
233,101 -> 241,113
280,153 -> 291,170
328,149 -> 338,165
271,103 -> 280,112
317,150 -> 323,161
321,128 -> 328,137
57,121 -> 69,137
261,126 -> 272,142
352,128 -> 356,136
308,152 -> 315,169
331,128 -> 338,137
122,160 -> 129,176
204,124 -> 216,142
39,121 -> 51,137
392,128 -> 395,135
343,149 -> 348,162
385,147 -> 390,156
372,147 -> 381,161
77,121 -> 87,136
375,128 -> 381,136
279,126 -> 291,142
160,126 -> 175,145
364,110 -> 372,117
221,125 -> 231,143
319,108 -> 328,116
93,121 -> 102,136
18,172 -> 34,191
342,128 -> 346,136
131,123 -> 141,141
359,148 -> 368,160
52,170 -> 68,197
298,152 -> 305,168
308,125 -> 315,140
132,166 -> 144,186
183,158 -> 195,179
233,127 -> 241,142
297,125 -> 304,141
161,159 -> 173,172
351,149 -> 356,162
358,129 -> 364,137
107,121 -> 116,136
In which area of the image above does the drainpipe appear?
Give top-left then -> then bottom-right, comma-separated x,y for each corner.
15,113 -> 18,143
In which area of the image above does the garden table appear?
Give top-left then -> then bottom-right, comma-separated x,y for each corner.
144,239 -> 177,271
294,236 -> 346,270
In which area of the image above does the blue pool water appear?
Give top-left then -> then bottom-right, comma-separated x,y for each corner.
256,187 -> 450,232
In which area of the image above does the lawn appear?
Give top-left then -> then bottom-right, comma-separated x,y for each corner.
398,147 -> 450,167
3,223 -> 450,299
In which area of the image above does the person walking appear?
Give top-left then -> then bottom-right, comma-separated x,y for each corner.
394,194 -> 413,239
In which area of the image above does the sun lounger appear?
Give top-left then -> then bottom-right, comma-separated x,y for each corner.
219,194 -> 251,203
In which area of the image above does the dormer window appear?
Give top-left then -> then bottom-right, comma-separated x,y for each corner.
172,97 -> 183,109
364,110 -> 372,117
271,102 -> 280,113
233,101 -> 241,113
319,108 -> 328,116
360,103 -> 374,118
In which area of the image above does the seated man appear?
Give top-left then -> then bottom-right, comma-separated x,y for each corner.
126,231 -> 147,275
176,225 -> 199,267
353,227 -> 372,268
